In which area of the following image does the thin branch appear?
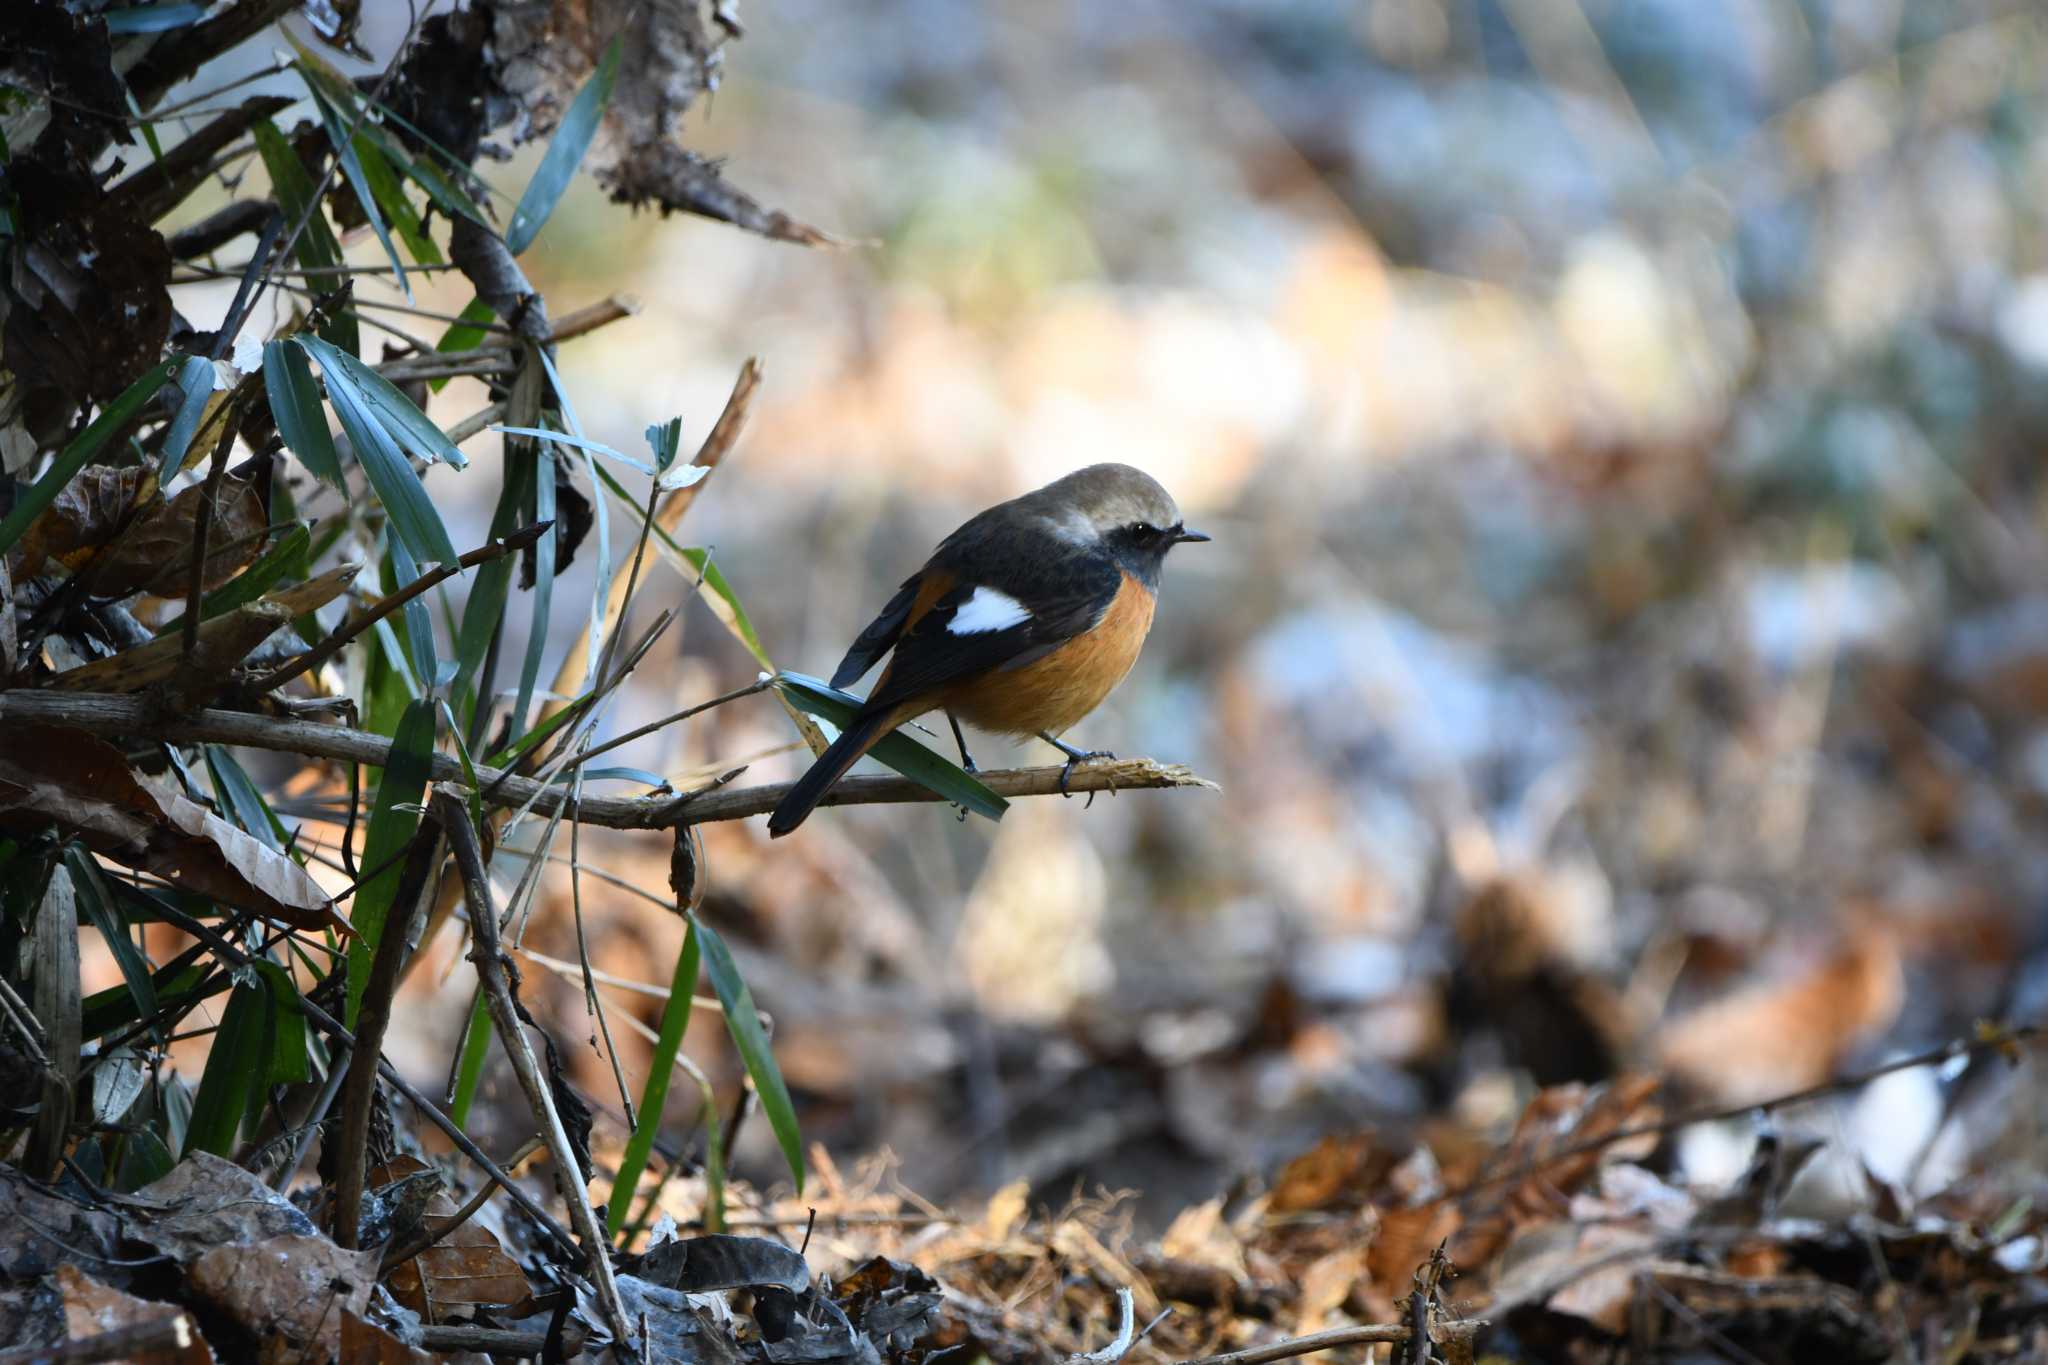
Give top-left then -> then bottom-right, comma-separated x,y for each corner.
0,692 -> 1219,827
246,523 -> 553,693
436,791 -> 632,1344
1173,1321 -> 1488,1365
1443,1023 -> 2046,1204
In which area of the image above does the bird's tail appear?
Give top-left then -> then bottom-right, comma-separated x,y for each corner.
766,708 -> 899,837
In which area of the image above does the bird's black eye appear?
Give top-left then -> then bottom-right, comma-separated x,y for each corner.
1129,521 -> 1158,540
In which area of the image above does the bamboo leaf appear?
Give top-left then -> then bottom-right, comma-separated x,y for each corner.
155,523 -> 311,637
775,672 -> 1008,822
156,354 -> 214,480
299,337 -> 460,567
302,336 -> 466,470
608,923 -> 699,1236
183,972 -> 265,1156
264,340 -> 345,489
429,298 -> 497,394
345,699 -> 435,1024
250,118 -> 356,355
65,847 -> 161,1048
301,76 -> 409,296
693,918 -> 803,1194
506,36 -> 622,254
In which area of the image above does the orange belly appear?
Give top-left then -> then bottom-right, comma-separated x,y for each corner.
940,572 -> 1155,737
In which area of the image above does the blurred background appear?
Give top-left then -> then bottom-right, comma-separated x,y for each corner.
171,0 -> 2048,1225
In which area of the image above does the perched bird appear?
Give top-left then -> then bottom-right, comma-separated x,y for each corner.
767,463 -> 1208,836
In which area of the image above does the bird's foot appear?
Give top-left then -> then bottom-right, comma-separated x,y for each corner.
1057,748 -> 1115,798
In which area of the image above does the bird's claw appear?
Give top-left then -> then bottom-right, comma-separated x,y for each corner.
1057,749 -> 1115,798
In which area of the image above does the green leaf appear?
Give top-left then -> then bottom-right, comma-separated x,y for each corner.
354,130 -> 442,267
384,534 -> 441,694
775,672 -> 1008,822
301,77 -> 409,295
82,960 -> 210,1042
0,360 -> 175,557
264,340 -> 345,488
645,417 -> 683,471
156,524 -> 310,637
506,36 -> 622,253
429,298 -> 497,394
250,118 -> 356,355
299,337 -> 460,567
156,354 -> 214,479
345,698 -> 436,1024
536,352 -> 610,676
454,454 -> 534,723
301,335 -> 466,470
184,972 -> 266,1156
492,426 -> 654,475
608,923 -> 699,1236
248,961 -> 310,1087
693,918 -> 803,1194
65,848 -> 161,1048
448,989 -> 491,1131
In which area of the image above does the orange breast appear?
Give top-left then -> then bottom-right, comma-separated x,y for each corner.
943,572 -> 1156,737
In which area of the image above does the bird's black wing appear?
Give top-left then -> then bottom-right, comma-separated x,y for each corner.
829,576 -> 920,688
859,546 -> 1122,717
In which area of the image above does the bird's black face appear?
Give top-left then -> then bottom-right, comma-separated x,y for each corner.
1108,518 -> 1210,586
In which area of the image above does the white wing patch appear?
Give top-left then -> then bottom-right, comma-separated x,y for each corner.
947,586 -> 1032,634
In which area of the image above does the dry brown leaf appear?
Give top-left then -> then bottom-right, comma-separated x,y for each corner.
46,600 -> 288,699
187,1234 -> 378,1356
339,1310 -> 432,1365
0,725 -> 344,932
262,560 -> 361,619
1658,924 -> 1904,1105
56,1263 -> 213,1364
1269,1133 -> 1384,1213
1294,1246 -> 1368,1334
377,1157 -> 533,1321
1449,1075 -> 1662,1276
12,463 -> 266,595
1365,1202 -> 1461,1302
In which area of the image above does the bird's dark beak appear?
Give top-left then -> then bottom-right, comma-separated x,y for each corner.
1173,525 -> 1211,544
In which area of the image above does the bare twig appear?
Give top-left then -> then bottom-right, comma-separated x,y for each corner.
0,693 -> 1219,827
435,790 -> 632,1344
1173,1321 -> 1488,1365
246,523 -> 553,693
1445,1023 -> 2046,1203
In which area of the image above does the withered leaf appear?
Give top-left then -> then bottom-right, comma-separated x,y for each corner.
0,727 -> 345,932
340,1309 -> 431,1365
46,601 -> 289,702
56,1264 -> 213,1365
188,1234 -> 377,1355
10,462 -> 268,597
376,1155 -> 533,1319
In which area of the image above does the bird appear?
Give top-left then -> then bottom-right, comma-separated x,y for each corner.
767,463 -> 1209,836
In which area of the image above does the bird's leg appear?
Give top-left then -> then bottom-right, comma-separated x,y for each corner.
946,711 -> 978,772
1039,731 -> 1115,797
946,711 -> 978,822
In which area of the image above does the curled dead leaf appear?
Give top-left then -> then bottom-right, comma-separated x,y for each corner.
0,726 -> 345,933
